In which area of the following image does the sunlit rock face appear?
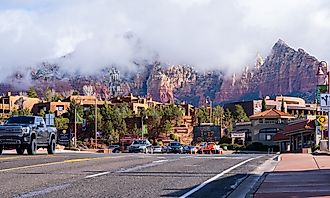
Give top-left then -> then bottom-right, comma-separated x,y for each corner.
216,39 -> 321,103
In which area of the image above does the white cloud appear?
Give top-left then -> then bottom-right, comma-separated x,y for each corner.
0,0 -> 329,79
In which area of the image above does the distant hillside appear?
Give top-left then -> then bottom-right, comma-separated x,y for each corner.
0,39 -> 322,106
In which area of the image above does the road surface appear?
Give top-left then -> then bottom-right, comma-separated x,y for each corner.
0,151 -> 273,198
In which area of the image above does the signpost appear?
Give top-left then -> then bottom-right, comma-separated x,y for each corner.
320,93 -> 330,151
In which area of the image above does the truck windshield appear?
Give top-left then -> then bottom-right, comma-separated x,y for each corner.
6,117 -> 35,124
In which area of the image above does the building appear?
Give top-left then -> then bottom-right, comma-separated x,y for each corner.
32,95 -> 104,117
274,119 -> 317,153
224,96 -> 317,119
109,93 -> 163,114
233,109 -> 295,146
0,92 -> 41,118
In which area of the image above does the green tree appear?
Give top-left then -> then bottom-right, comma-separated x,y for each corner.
196,107 -> 209,124
162,120 -> 173,139
10,108 -> 32,116
213,105 -> 224,125
67,100 -> 83,123
224,109 -> 233,133
234,105 -> 249,122
55,116 -> 69,131
262,97 -> 267,112
38,109 -> 46,117
27,87 -> 38,98
72,90 -> 80,96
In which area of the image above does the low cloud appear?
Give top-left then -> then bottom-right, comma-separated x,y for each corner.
0,0 -> 330,79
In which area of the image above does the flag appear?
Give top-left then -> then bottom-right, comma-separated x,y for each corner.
76,112 -> 83,124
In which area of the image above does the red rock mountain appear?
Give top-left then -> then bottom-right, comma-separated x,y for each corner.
217,39 -> 322,103
2,39 -> 324,106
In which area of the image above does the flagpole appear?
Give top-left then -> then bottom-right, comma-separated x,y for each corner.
74,106 -> 77,148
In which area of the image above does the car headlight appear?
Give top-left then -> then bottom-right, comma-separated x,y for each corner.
22,128 -> 29,133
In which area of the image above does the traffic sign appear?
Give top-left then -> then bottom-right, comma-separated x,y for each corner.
318,115 -> 327,125
320,94 -> 330,108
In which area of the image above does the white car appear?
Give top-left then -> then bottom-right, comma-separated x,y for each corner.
152,145 -> 164,153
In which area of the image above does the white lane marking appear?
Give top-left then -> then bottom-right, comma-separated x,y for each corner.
153,160 -> 168,163
16,184 -> 70,198
85,171 -> 110,178
179,156 -> 261,198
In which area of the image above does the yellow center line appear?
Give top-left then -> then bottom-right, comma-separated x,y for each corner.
0,155 -> 131,173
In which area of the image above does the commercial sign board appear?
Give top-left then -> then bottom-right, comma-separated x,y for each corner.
193,125 -> 221,143
231,132 -> 245,138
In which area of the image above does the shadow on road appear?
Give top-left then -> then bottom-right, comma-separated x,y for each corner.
160,173 -> 250,197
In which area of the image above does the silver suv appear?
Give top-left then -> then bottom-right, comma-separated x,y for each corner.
128,139 -> 152,153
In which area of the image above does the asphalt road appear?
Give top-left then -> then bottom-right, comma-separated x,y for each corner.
0,150 -> 273,198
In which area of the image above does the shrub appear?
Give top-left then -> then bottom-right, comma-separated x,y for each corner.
219,135 -> 232,144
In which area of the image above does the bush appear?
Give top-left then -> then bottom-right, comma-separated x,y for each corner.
220,143 -> 245,151
219,135 -> 232,144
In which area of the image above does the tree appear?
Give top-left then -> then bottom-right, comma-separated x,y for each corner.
162,120 -> 173,139
223,109 -> 233,133
72,90 -> 80,96
213,105 -> 224,125
55,116 -> 69,131
67,100 -> 83,123
281,98 -> 285,112
196,107 -> 209,124
38,109 -> 46,117
10,108 -> 32,116
27,87 -> 38,98
234,105 -> 249,122
262,97 -> 267,112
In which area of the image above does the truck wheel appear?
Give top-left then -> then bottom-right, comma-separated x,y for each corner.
16,146 -> 25,155
27,139 -> 37,155
47,138 -> 56,154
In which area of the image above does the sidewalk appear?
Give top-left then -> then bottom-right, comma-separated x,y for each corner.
254,154 -> 330,198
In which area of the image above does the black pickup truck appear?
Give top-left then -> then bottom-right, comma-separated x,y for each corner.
0,116 -> 57,155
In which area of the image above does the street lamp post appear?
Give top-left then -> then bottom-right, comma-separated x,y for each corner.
95,97 -> 98,149
317,61 -> 330,151
206,96 -> 212,123
141,115 -> 148,139
74,106 -> 77,148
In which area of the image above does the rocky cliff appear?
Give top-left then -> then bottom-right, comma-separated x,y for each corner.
217,39 -> 322,103
1,39 -> 323,106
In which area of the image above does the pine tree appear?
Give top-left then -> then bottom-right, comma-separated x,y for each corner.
262,97 -> 267,112
281,98 -> 285,112
27,87 -> 38,98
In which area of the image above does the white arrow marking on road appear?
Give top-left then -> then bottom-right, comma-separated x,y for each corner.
179,156 -> 262,198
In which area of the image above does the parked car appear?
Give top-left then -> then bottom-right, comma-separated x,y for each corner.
168,142 -> 183,154
183,145 -> 198,154
128,139 -> 152,153
152,145 -> 165,153
108,144 -> 120,153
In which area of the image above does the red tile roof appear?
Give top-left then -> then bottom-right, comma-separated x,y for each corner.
284,119 -> 315,135
273,132 -> 288,141
250,109 -> 295,119
273,119 -> 316,142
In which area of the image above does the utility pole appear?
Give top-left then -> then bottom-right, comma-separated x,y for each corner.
95,97 -> 98,149
74,107 -> 77,148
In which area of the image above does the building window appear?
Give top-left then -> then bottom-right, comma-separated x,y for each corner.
266,134 -> 272,141
56,105 -> 64,111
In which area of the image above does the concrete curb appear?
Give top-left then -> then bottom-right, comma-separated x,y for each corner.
227,155 -> 279,198
245,155 -> 280,198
